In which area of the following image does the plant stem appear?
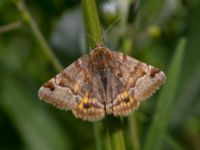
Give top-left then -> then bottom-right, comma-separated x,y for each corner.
81,1 -> 126,150
13,0 -> 63,72
106,117 -> 126,150
82,0 -> 104,49
0,21 -> 22,33
93,122 -> 102,150
128,116 -> 140,150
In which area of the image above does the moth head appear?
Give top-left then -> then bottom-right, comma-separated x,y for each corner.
91,46 -> 112,69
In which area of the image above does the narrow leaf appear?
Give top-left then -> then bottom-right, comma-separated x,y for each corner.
144,38 -> 186,150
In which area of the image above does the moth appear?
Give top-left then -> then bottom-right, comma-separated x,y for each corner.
38,45 -> 166,121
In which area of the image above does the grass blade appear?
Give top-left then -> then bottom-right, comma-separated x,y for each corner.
144,38 -> 186,150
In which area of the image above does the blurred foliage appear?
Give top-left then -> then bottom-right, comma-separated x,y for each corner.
0,0 -> 200,150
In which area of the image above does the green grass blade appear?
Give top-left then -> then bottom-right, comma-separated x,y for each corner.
170,0 -> 200,127
93,122 -> 103,150
106,117 -> 126,150
143,38 -> 186,150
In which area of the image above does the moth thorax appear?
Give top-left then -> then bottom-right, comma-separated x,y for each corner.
91,47 -> 111,69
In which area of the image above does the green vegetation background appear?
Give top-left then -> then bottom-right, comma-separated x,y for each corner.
0,0 -> 200,150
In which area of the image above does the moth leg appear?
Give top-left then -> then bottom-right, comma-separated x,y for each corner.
72,97 -> 105,121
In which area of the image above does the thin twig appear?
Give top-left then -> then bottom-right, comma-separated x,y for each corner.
13,0 -> 63,72
0,21 -> 22,33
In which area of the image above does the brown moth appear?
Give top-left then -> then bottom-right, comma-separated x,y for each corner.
38,45 -> 166,121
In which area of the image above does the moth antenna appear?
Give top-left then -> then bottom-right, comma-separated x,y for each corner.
85,15 -> 125,47
104,15 -> 124,34
86,15 -> 124,48
103,0 -> 140,34
85,33 -> 104,47
85,32 -> 102,47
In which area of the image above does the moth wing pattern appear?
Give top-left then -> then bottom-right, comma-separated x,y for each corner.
38,45 -> 166,121
38,55 -> 105,121
109,50 -> 166,116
